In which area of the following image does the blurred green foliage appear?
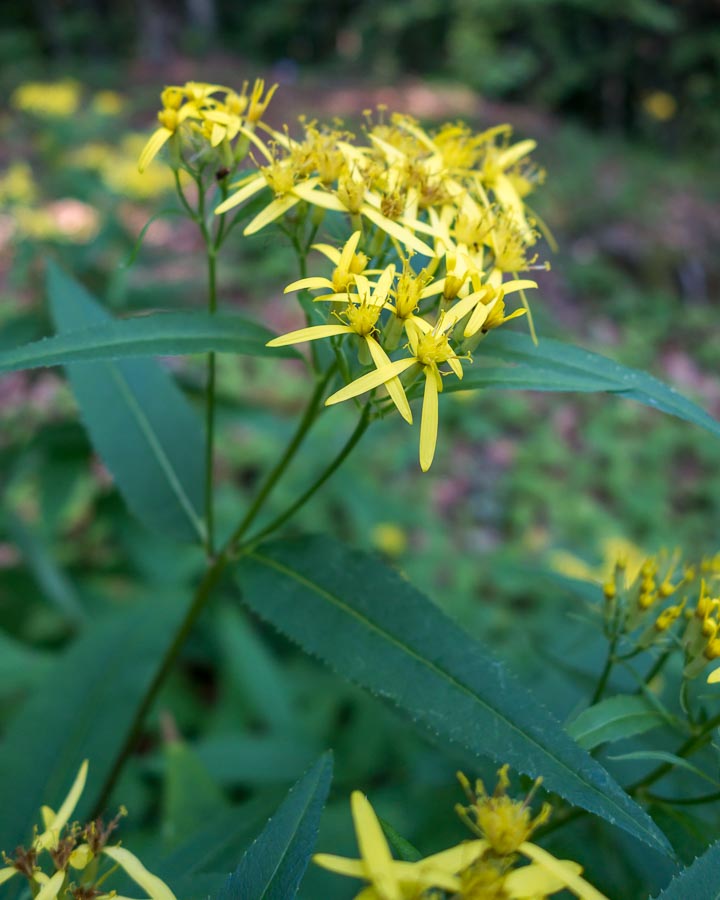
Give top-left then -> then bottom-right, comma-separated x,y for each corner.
4,0 -> 720,145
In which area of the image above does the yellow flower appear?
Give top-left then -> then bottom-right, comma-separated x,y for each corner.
315,784 -> 608,900
643,91 -> 677,122
92,90 -> 125,116
456,767 -> 551,857
313,791 -> 464,899
284,230 -> 370,295
268,267 -> 413,426
12,80 -> 80,117
324,310 -> 467,471
0,761 -> 177,900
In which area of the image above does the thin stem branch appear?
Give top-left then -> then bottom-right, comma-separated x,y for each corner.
226,365 -> 337,547
627,710 -> 720,794
242,404 -> 372,548
94,389 -> 371,812
204,247 -> 218,556
590,633 -> 619,705
93,553 -> 231,813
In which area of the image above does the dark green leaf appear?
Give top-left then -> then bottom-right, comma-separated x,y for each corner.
567,695 -> 669,750
379,818 -> 422,862
652,840 -> 720,900
162,740 -> 228,848
0,595 -> 190,858
0,312 -> 298,374
47,263 -> 205,542
448,331 -> 720,440
216,752 -> 333,900
3,509 -> 84,624
237,536 -> 672,856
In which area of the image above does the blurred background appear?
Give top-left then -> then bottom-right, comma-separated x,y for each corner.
1,2 -> 720,896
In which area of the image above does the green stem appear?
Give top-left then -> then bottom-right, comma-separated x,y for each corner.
642,645 -> 673,688
226,365 -> 336,547
93,382 -> 370,813
92,552 -> 232,813
627,710 -> 720,794
590,633 -> 618,705
204,246 -> 218,556
243,404 -> 372,548
646,789 -> 720,806
173,170 -> 197,221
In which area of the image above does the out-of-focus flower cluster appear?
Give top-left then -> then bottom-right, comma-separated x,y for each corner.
0,761 -> 175,900
139,83 -> 549,470
314,765 -> 607,899
598,546 -> 720,684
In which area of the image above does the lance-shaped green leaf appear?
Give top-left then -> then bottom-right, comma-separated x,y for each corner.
0,312 -> 298,374
216,752 -> 333,900
46,263 -> 205,542
0,594 -> 190,863
651,841 -> 720,899
236,536 -> 672,856
446,331 -> 720,440
567,695 -> 670,751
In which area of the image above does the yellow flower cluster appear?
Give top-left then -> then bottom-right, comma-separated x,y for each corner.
11,80 -> 81,118
601,547 -> 720,682
314,766 -> 607,899
138,83 -> 549,470
221,112 -> 548,471
138,79 -> 278,173
0,761 -> 176,900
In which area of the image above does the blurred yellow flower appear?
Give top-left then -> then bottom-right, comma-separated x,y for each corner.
92,89 -> 125,116
643,91 -> 677,122
0,162 -> 36,205
12,80 -> 81,117
372,523 -> 408,557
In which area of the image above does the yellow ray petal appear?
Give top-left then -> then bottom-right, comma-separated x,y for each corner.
494,173 -> 528,222
292,184 -> 346,212
103,846 -> 177,900
138,128 -> 173,173
310,242 -> 342,264
284,276 -> 334,293
313,854 -> 367,878
214,174 -> 266,214
210,122 -> 225,147
502,278 -> 538,294
496,139 -> 536,170
419,370 -> 439,472
362,207 -> 434,257
236,123 -> 275,162
0,868 -> 18,886
707,666 -> 720,684
520,843 -> 609,900
35,870 -> 65,900
326,358 -> 417,406
447,356 -> 464,379
351,793 -> 401,900
366,338 -> 412,424
464,301 -> 492,338
420,840 -> 489,873
244,194 -> 302,234
37,760 -> 88,848
338,230 -> 362,274
506,860 -> 583,898
267,324 -> 351,346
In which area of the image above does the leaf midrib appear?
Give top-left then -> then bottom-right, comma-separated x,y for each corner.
105,363 -> 205,542
247,550 -> 667,853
